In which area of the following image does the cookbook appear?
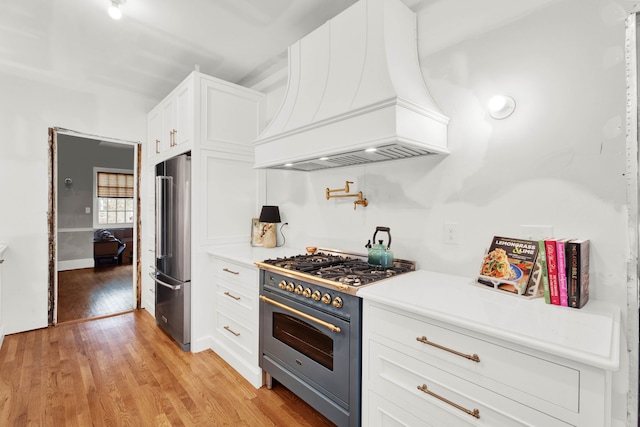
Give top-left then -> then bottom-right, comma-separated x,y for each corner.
478,236 -> 539,295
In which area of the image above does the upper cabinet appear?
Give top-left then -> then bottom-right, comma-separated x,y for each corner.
147,76 -> 194,162
147,72 -> 264,165
200,75 -> 265,158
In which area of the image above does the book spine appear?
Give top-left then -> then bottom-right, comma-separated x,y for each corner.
574,241 -> 590,308
544,239 -> 560,305
538,240 -> 551,304
556,240 -> 568,306
578,240 -> 591,308
567,241 -> 580,308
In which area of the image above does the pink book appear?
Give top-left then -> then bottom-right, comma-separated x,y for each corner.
556,239 -> 571,307
544,238 -> 560,305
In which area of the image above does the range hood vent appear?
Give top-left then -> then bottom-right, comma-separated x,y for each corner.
254,0 -> 449,171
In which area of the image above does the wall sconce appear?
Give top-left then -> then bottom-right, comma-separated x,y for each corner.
488,95 -> 516,119
259,205 -> 288,248
64,177 -> 73,189
108,0 -> 125,20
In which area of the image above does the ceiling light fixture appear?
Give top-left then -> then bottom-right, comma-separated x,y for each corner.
365,148 -> 377,153
488,95 -> 516,119
108,0 -> 125,20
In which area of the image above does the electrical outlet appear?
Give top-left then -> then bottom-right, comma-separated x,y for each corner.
444,223 -> 459,244
85,207 -> 91,214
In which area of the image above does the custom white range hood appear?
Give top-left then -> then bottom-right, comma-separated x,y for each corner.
253,0 -> 449,171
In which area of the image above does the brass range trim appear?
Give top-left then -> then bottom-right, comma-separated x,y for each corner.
255,261 -> 356,295
255,248 -> 417,296
259,295 -> 342,333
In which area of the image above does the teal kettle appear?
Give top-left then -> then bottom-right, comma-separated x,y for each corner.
365,226 -> 394,269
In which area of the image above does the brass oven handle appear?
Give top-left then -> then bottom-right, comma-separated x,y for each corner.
259,295 -> 341,333
416,336 -> 480,363
224,291 -> 240,301
417,384 -> 480,419
223,268 -> 239,275
223,326 -> 240,337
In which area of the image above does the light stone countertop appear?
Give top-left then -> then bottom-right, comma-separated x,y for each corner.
206,244 -> 304,267
357,269 -> 620,372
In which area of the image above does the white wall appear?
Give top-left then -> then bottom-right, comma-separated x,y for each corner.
256,0 -> 636,425
0,71 -> 154,334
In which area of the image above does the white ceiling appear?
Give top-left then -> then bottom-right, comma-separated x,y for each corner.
0,0 -> 561,101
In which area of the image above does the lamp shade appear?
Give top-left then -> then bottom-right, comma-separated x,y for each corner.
259,205 -> 281,223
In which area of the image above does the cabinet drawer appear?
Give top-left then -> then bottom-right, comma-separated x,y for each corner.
212,260 -> 257,290
215,311 -> 255,360
366,390 -> 436,427
367,341 -> 572,427
216,282 -> 257,323
367,304 -> 579,414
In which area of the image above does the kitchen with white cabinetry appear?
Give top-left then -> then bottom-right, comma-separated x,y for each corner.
358,271 -> 620,427
206,246 -> 294,388
141,70 -> 265,352
0,1 -> 639,426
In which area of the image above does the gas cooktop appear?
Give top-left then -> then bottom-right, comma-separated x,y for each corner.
255,248 -> 416,295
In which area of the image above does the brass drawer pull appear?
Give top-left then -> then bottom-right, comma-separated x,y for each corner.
223,326 -> 240,337
224,291 -> 240,301
417,384 -> 480,419
223,268 -> 239,275
416,336 -> 480,363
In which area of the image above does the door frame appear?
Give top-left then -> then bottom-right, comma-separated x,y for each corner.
47,127 -> 142,325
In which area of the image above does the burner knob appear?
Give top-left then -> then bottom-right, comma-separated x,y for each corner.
294,285 -> 304,295
321,294 -> 331,304
286,282 -> 295,292
311,290 -> 321,301
332,297 -> 343,308
278,280 -> 287,290
303,288 -> 312,298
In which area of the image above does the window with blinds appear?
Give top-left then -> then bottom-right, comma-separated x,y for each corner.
97,172 -> 134,198
96,172 -> 134,225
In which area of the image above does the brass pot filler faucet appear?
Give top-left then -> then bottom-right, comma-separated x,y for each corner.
326,181 -> 368,210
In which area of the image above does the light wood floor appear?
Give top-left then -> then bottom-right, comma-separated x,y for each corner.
57,264 -> 134,323
0,310 -> 335,427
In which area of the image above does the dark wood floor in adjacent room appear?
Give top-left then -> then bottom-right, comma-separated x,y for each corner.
57,264 -> 134,323
0,310 -> 335,427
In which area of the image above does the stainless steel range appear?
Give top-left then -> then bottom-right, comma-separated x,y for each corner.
256,248 -> 415,427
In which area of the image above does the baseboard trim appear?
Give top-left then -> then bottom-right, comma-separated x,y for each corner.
58,258 -> 94,271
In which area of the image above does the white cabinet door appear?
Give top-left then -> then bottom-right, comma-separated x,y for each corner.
161,96 -> 176,152
200,76 -> 265,156
146,74 -> 194,163
174,81 -> 192,148
147,106 -> 162,160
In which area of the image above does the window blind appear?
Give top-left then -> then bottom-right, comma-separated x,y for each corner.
97,172 -> 134,198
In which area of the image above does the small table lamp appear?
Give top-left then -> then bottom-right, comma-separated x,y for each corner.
259,205 -> 281,248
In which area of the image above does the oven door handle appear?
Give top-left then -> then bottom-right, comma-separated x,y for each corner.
259,295 -> 342,333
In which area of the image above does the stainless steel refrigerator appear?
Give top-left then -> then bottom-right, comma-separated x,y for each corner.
151,152 -> 191,351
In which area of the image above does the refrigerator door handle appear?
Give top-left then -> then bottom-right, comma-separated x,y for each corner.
149,271 -> 182,291
155,175 -> 174,259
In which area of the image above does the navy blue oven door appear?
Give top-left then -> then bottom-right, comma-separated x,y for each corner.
260,288 -> 350,406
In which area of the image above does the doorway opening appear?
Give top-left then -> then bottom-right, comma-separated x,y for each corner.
47,127 -> 142,325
